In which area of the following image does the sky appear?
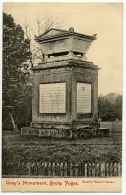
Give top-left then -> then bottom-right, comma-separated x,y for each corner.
3,2 -> 123,95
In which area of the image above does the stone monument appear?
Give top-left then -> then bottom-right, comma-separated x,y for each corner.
22,28 -> 103,138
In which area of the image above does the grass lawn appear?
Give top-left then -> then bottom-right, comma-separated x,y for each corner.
2,130 -> 122,164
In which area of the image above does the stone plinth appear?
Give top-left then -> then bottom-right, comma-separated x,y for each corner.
21,124 -> 109,138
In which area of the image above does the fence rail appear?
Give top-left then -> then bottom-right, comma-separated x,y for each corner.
2,161 -> 121,177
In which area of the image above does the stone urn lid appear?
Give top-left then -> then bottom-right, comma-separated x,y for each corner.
35,28 -> 97,61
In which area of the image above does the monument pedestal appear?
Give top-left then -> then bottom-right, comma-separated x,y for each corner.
31,59 -> 99,126
23,59 -> 100,137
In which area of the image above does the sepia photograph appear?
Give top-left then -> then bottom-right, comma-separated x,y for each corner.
1,1 -> 124,193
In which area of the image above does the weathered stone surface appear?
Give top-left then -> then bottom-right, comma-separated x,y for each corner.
21,127 -> 39,136
21,127 -> 109,138
21,127 -> 70,138
23,28 -> 99,136
35,28 -> 96,62
32,64 -> 98,126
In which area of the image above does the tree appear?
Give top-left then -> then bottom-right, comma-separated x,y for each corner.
114,95 -> 122,120
35,15 -> 62,36
23,15 -> 63,65
98,93 -> 122,121
2,13 -> 63,130
2,12 -> 32,130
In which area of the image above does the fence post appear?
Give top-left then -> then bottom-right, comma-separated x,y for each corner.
37,161 -> 42,176
21,162 -> 24,176
101,162 -> 105,177
105,162 -> 109,177
30,162 -> 34,176
52,162 -> 55,177
49,162 -> 52,177
109,162 -> 113,177
48,162 -> 51,176
78,163 -> 81,176
60,162 -> 63,177
67,162 -> 70,177
34,162 -> 38,176
88,162 -> 92,177
43,162 -> 46,176
25,162 -> 29,175
22,162 -> 25,176
113,162 -> 118,176
26,162 -> 31,176
80,163 -> 84,177
120,163 -> 122,176
45,162 -> 48,176
41,162 -> 45,176
75,163 -> 78,177
64,162 -> 67,177
92,162 -> 95,177
85,163 -> 87,177
57,162 -> 60,176
109,162 -> 113,176
55,162 -> 60,177
45,162 -> 49,176
72,162 -> 75,177
118,162 -> 121,176
96,162 -> 100,177
70,162 -> 73,177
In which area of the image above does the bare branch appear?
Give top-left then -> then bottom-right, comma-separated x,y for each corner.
23,15 -> 63,65
23,18 -> 31,39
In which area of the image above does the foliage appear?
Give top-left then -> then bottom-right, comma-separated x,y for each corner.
2,130 -> 121,164
2,12 -> 62,130
2,12 -> 32,130
98,93 -> 122,121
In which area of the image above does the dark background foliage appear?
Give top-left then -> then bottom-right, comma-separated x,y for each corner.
98,93 -> 122,121
2,12 -> 32,130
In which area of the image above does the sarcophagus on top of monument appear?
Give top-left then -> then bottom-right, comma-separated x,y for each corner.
34,27 -> 97,62
30,28 -> 99,136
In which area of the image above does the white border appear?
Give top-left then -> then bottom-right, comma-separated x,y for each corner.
0,1 -> 126,195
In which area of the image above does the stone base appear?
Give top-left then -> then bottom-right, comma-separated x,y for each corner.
21,127 -> 71,138
30,121 -> 100,130
21,124 -> 109,139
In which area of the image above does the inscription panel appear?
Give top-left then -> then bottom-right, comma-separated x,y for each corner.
77,83 -> 91,113
39,83 -> 66,113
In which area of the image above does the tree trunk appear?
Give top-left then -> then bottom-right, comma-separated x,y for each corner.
9,112 -> 18,131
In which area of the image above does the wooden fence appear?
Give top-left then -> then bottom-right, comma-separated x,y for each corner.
2,161 -> 121,177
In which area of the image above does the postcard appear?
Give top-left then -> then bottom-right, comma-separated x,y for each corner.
2,2 -> 123,193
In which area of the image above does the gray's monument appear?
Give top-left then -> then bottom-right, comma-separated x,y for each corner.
22,28 -> 101,137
